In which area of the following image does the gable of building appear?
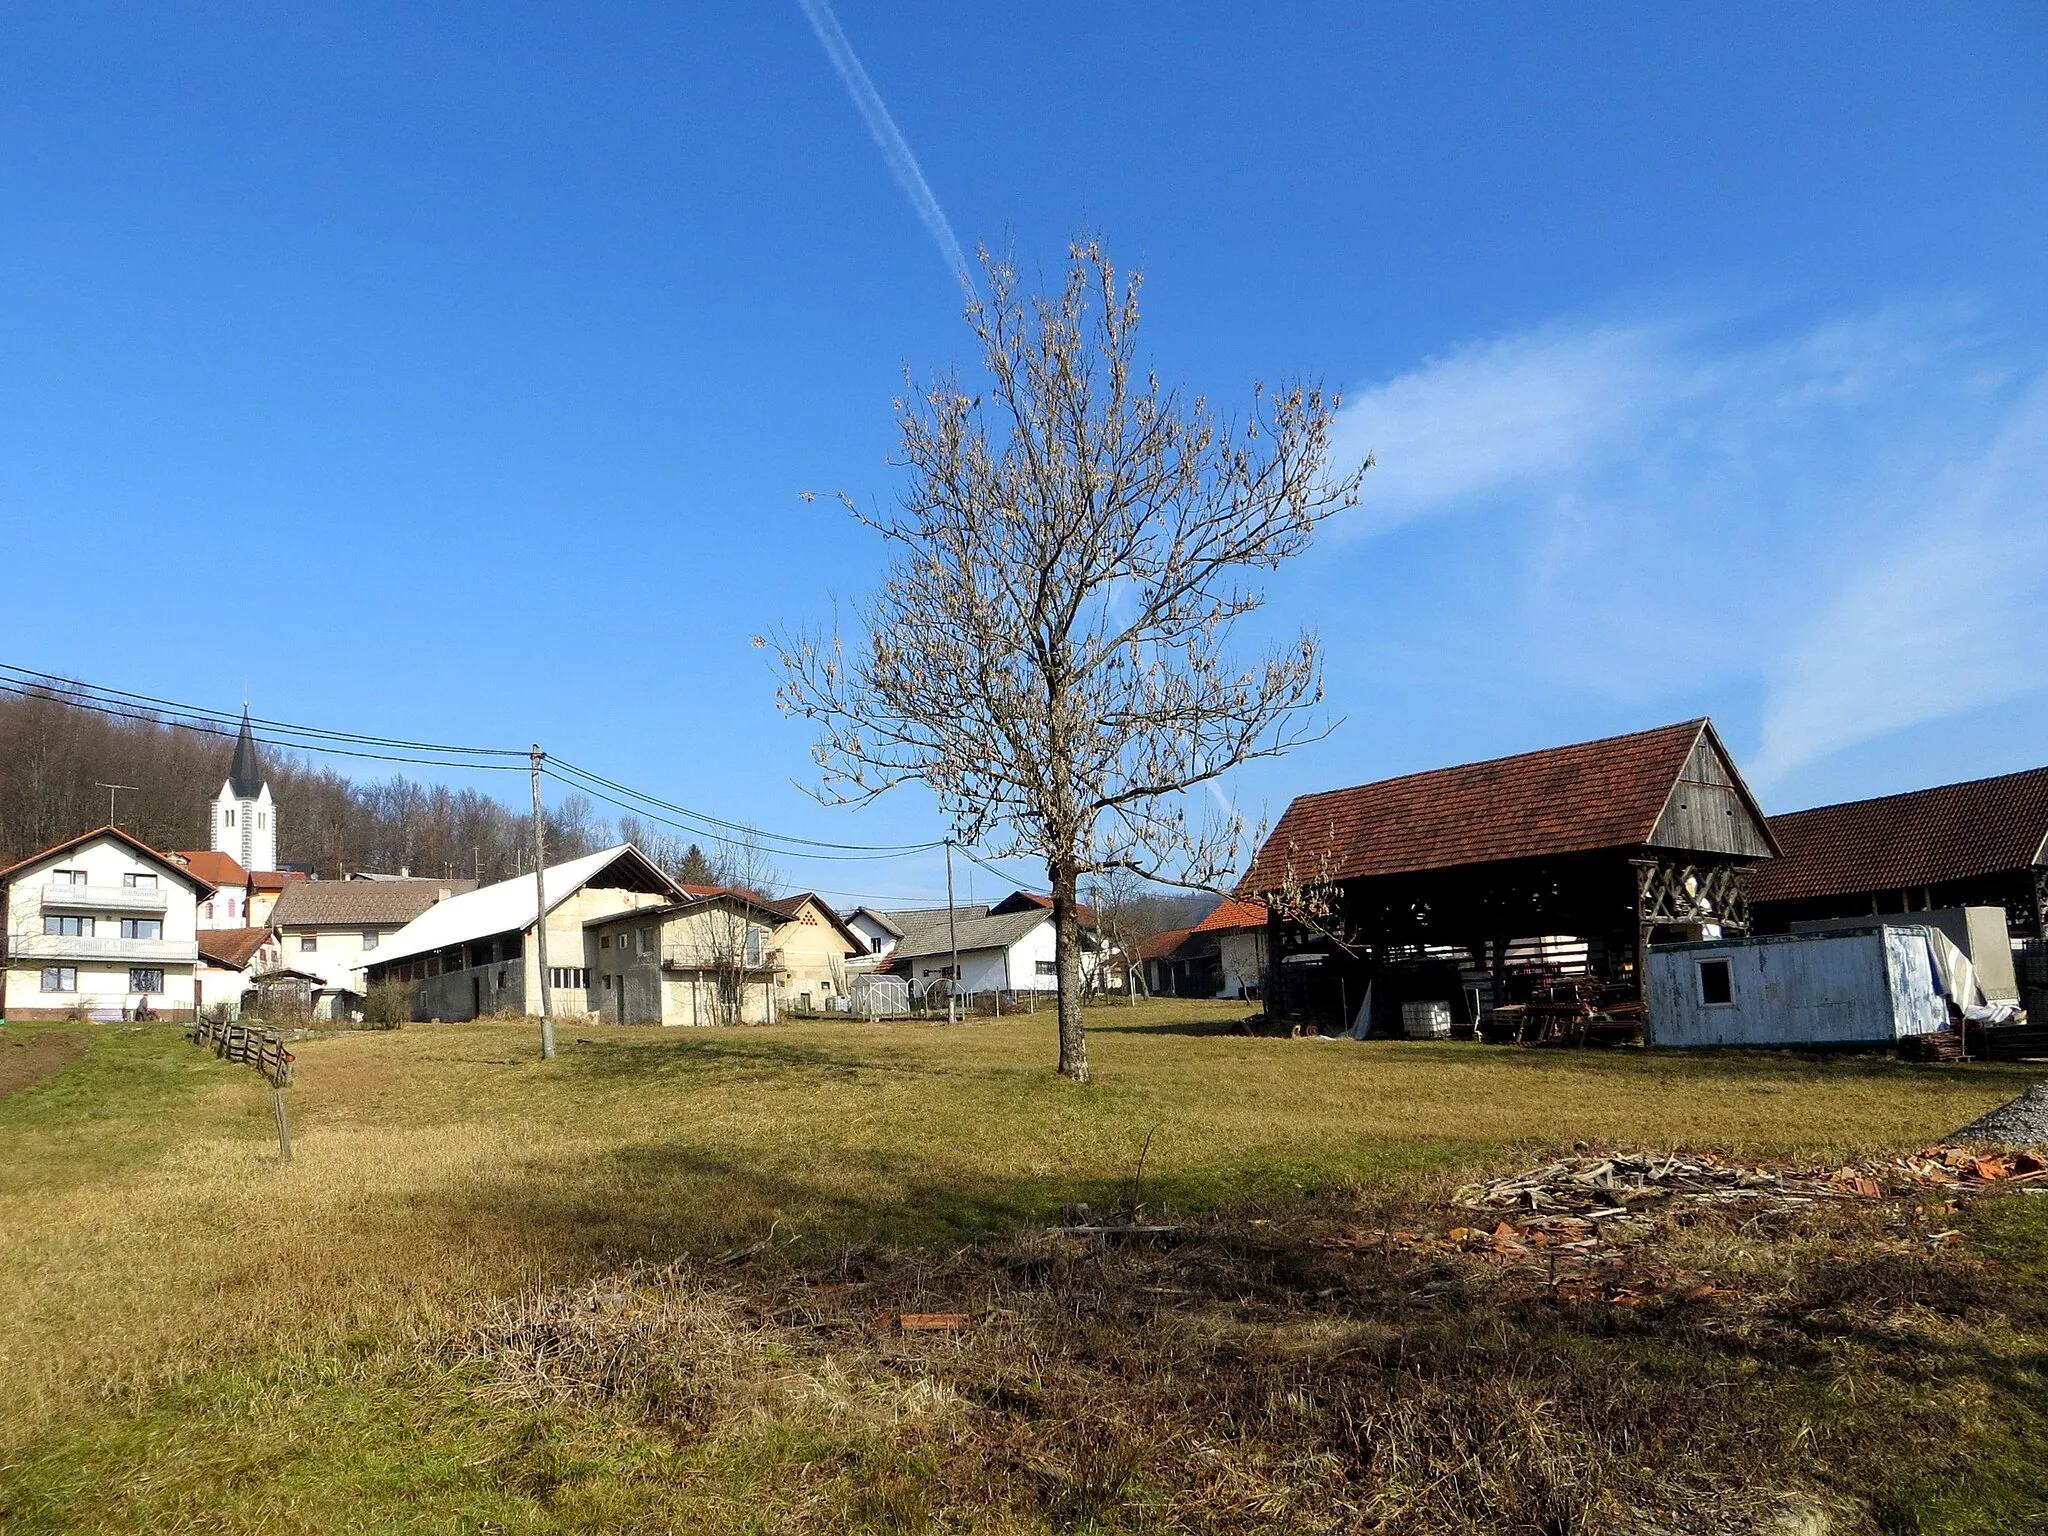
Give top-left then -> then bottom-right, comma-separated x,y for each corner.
1645,723 -> 1778,859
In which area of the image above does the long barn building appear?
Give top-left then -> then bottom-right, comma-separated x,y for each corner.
1239,719 -> 1778,1036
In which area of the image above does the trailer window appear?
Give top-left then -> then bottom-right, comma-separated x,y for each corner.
1697,959 -> 1733,1006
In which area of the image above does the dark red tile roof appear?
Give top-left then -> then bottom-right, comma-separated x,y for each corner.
1748,765 -> 2048,904
198,927 -> 273,969
1139,926 -> 1196,961
1241,720 -> 1712,894
1192,897 -> 1268,934
175,850 -> 248,887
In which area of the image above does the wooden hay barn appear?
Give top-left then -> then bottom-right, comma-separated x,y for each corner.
1748,765 -> 2048,942
1239,719 -> 1778,1038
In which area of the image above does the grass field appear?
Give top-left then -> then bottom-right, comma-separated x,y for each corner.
2,1004 -> 2045,1533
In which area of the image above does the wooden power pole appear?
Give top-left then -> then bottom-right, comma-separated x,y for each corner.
531,745 -> 556,1061
945,838 -> 960,1024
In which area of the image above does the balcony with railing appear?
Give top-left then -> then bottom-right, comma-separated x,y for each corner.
37,882 -> 170,915
12,933 -> 199,965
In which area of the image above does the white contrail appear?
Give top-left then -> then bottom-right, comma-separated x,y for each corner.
795,0 -> 974,295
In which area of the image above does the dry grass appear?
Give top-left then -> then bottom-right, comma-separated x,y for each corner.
0,1006 -> 2043,1532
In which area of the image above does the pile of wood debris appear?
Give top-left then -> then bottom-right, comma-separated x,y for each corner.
1452,1152 -> 1816,1220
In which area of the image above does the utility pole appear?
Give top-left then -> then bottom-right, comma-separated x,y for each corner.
945,838 -> 960,1024
530,745 -> 556,1060
95,781 -> 138,827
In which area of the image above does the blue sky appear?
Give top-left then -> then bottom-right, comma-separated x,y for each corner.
3,3 -> 2044,903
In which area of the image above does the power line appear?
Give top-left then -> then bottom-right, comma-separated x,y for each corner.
0,660 -> 952,861
545,755 -> 947,856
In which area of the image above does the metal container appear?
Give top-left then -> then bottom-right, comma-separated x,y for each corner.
1645,926 -> 1951,1048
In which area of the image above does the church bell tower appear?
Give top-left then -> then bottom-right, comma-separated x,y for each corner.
210,710 -> 278,873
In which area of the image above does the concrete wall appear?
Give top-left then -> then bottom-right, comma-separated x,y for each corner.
1217,931 -> 1266,998
588,903 -> 775,1024
1647,927 -> 1949,1047
771,901 -> 858,1011
2,835 -> 204,1020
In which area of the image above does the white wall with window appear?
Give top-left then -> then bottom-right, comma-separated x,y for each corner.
0,830 -> 210,1020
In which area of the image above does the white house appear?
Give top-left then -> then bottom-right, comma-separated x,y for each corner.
878,892 -> 1100,995
0,827 -> 215,1021
845,906 -> 905,967
211,711 -> 279,875
266,876 -> 474,1020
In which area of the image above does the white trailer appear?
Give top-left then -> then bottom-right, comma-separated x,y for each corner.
1646,926 -> 1957,1048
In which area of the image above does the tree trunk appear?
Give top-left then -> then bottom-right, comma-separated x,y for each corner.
1051,855 -> 1088,1082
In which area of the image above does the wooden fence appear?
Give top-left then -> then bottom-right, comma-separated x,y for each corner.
187,1017 -> 295,1088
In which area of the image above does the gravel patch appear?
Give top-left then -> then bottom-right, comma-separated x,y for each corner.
1951,1081 -> 2048,1147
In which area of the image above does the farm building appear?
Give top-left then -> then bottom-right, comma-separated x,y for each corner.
1749,765 -> 2048,942
362,844 -> 683,1021
1239,719 -> 1778,1037
1142,898 -> 1270,999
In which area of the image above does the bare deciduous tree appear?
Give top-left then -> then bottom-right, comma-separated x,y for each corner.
773,242 -> 1368,1081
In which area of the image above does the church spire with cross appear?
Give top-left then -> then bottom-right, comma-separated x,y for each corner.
210,708 -> 278,873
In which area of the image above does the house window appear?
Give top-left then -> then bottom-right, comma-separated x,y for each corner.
44,915 -> 94,937
362,932 -> 379,950
227,899 -> 238,919
637,928 -> 650,954
1036,960 -> 1057,977
124,872 -> 158,890
120,918 -> 163,940
300,934 -> 318,953
51,868 -> 87,886
1697,959 -> 1734,1006
871,936 -> 885,954
129,968 -> 164,994
602,974 -> 613,991
548,967 -> 588,989
257,813 -> 266,829
600,935 -> 611,949
40,967 -> 78,993
224,809 -> 235,828
205,902 -> 215,919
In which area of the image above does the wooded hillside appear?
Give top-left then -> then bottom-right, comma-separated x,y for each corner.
0,690 -> 685,881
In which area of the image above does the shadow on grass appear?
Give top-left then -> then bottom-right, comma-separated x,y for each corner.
555,1031 -> 926,1085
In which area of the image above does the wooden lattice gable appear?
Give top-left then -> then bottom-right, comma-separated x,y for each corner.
1645,720 -> 1779,860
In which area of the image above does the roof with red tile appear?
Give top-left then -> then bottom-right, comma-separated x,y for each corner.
1748,765 -> 2048,904
248,870 -> 308,892
1192,896 -> 1268,934
1241,720 -> 1739,893
197,927 -> 273,970
1139,926 -> 1196,961
176,850 -> 248,887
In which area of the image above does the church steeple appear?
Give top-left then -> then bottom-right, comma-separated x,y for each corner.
211,707 -> 278,874
228,709 -> 265,799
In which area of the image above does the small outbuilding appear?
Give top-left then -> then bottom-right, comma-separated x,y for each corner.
1645,927 -> 1959,1048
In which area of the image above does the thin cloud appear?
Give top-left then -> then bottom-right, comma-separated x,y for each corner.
1325,303 -> 2048,782
795,0 -> 973,295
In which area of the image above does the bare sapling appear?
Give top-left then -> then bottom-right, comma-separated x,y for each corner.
771,241 -> 1368,1081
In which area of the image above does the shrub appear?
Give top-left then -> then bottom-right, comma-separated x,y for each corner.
364,980 -> 414,1029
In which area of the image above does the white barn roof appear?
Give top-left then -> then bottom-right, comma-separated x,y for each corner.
371,845 -> 678,966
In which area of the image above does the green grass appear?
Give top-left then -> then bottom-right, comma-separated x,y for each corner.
1,1006 -> 2043,1533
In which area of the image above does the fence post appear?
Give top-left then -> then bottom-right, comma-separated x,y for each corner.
272,1087 -> 292,1162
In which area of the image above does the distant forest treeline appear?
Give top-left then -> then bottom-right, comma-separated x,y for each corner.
0,690 -> 722,885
